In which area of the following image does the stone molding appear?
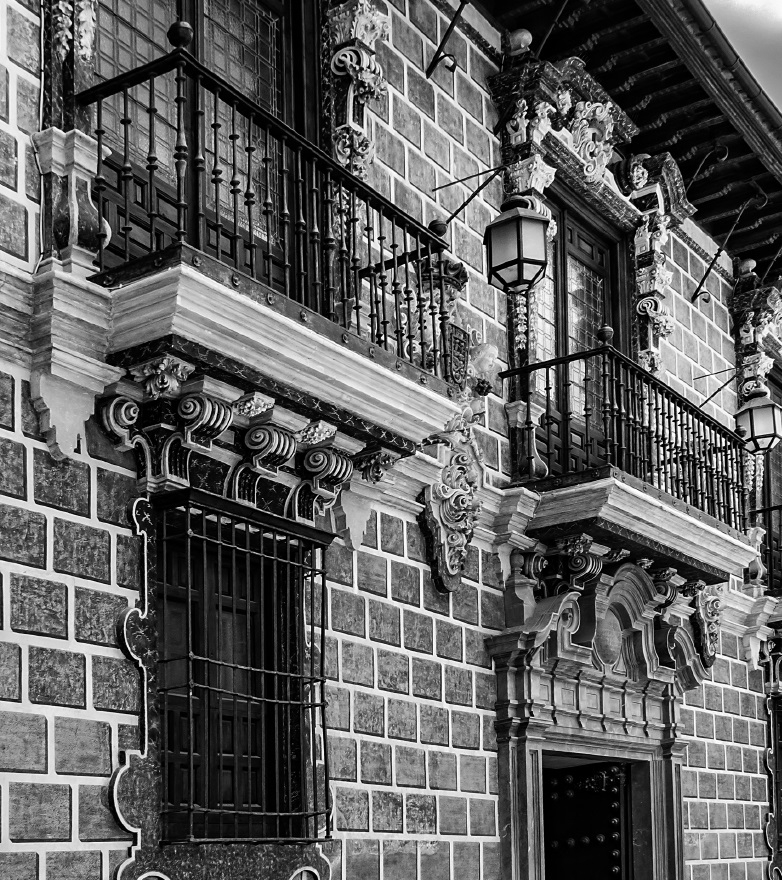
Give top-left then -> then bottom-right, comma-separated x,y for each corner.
100,366 -> 359,525
107,263 -> 462,448
486,560 -> 704,880
109,500 -> 337,880
327,0 -> 389,178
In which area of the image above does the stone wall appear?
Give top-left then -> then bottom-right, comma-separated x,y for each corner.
324,501 -> 503,879
0,0 -> 40,270
0,363 -> 140,879
660,221 -> 737,428
367,1 -> 511,486
680,631 -> 769,880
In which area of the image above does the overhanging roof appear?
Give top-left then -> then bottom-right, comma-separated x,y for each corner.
477,0 -> 782,277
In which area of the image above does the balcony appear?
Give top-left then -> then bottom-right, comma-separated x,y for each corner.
75,49 -> 464,444
504,342 -> 754,583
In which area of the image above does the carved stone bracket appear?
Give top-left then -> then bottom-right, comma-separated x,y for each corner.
101,362 -> 355,525
327,0 -> 389,178
419,411 -> 485,593
621,152 -> 696,226
680,580 -> 723,668
540,534 -> 604,597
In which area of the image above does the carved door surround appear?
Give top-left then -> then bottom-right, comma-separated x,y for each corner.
487,552 -> 713,880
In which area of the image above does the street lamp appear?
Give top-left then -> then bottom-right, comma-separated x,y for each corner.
484,194 -> 550,293
735,391 -> 782,454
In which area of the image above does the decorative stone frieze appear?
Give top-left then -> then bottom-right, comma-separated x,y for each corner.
100,363 -> 355,524
489,55 -> 637,207
327,0 -> 389,178
419,409 -> 485,593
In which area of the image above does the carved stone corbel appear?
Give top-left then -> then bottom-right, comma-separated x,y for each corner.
245,424 -> 297,474
353,442 -> 398,484
327,0 -> 389,178
419,412 -> 484,593
177,394 -> 234,451
680,580 -> 722,668
541,534 -> 604,597
292,446 -> 354,523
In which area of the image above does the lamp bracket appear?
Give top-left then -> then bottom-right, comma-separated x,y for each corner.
425,0 -> 469,79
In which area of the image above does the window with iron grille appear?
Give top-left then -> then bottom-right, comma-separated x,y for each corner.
154,492 -> 331,843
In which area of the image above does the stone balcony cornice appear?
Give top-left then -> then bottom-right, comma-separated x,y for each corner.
525,470 -> 755,584
105,250 -> 463,451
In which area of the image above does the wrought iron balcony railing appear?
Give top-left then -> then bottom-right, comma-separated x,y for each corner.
77,49 -> 460,383
751,504 -> 782,595
507,343 -> 748,531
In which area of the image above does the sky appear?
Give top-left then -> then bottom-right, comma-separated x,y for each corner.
705,0 -> 782,112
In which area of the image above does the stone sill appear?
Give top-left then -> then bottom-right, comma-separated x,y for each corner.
103,244 -> 462,447
526,470 -> 755,584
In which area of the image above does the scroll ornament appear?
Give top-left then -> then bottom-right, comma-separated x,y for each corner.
419,410 -> 484,593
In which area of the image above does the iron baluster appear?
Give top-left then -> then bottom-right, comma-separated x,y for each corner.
173,60 -> 189,243
211,87 -> 224,261
244,115 -> 257,278
193,76 -> 206,251
120,86 -> 133,260
390,218 -> 404,357
425,244 -> 441,375
545,364 -> 555,474
279,136 -> 291,300
294,147 -> 307,306
403,230 -> 416,362
437,256 -> 449,380
350,191 -> 362,334
309,161 -> 322,315
321,168 -> 337,321
377,209 -> 391,348
146,77 -> 159,251
229,101 -> 241,268
95,100 -> 107,271
414,243 -> 427,371
261,124 -> 273,287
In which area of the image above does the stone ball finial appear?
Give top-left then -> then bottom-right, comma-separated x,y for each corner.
739,258 -> 757,277
508,28 -> 533,56
597,324 -> 614,345
167,20 -> 194,49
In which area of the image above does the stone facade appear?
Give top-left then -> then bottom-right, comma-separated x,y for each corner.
0,1 -> 781,880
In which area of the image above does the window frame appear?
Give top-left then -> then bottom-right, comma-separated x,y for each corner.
545,180 -> 632,359
151,488 -> 333,845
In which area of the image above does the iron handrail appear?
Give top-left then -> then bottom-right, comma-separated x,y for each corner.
500,343 -> 745,445
76,48 -> 446,253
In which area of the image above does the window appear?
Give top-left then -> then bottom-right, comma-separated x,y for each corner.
155,492 -> 331,843
529,197 -> 627,476
93,0 -> 320,267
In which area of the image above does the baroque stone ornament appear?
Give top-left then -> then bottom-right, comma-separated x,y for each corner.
418,409 -> 484,593
682,581 -> 723,668
353,442 -> 398,483
109,499 -> 337,880
486,560 -> 709,880
129,355 -> 195,400
327,0 -> 389,179
732,259 -> 782,405
634,212 -> 675,374
760,631 -> 782,879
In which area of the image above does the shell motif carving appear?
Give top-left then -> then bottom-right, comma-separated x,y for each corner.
571,100 -> 615,184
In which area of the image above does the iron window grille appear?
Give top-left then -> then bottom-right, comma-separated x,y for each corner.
154,491 -> 331,843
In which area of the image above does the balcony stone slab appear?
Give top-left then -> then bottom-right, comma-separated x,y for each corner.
526,469 -> 755,584
106,254 -> 462,448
